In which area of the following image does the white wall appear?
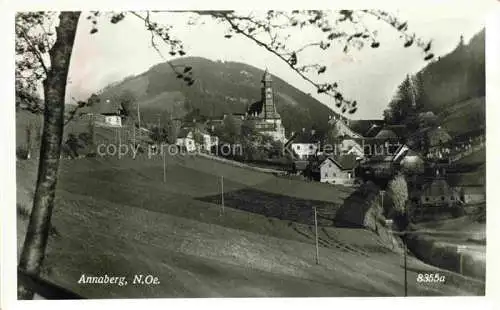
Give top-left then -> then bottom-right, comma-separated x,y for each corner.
292,143 -> 318,159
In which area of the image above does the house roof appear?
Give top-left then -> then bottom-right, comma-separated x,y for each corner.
81,100 -> 122,115
333,154 -> 358,170
291,130 -> 324,144
178,123 -> 211,138
393,144 -> 422,163
386,125 -> 408,139
320,154 -> 358,170
348,120 -> 385,137
177,128 -> 192,139
374,129 -> 398,140
366,155 -> 394,163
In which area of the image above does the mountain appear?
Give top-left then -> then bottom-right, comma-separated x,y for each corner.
416,29 -> 485,137
385,29 -> 485,138
94,57 -> 335,134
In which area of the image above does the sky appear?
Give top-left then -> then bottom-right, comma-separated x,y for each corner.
66,7 -> 489,120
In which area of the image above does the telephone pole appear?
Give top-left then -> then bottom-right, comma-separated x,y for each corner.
314,206 -> 319,265
404,204 -> 409,297
163,152 -> 167,183
137,101 -> 141,133
220,175 -> 225,215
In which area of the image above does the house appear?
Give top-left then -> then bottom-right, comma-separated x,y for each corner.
392,144 -> 424,174
420,179 -> 460,207
327,117 -> 406,159
345,142 -> 365,158
309,154 -> 359,185
176,128 -> 197,152
336,138 -> 364,158
98,113 -> 122,127
459,186 -> 485,204
80,99 -> 124,127
374,128 -> 399,141
288,129 -> 323,160
327,116 -> 385,139
176,125 -> 219,153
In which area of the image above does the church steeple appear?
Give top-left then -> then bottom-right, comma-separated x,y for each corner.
261,69 -> 279,119
262,68 -> 272,83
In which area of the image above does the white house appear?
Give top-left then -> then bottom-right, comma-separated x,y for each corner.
103,114 -> 122,127
287,130 -> 321,160
309,154 -> 358,185
176,127 -> 219,153
83,99 -> 123,128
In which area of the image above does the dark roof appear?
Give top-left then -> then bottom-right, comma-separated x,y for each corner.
332,154 -> 358,170
374,129 -> 398,140
87,100 -> 122,115
366,155 -> 393,162
319,154 -> 358,170
177,123 -> 210,138
348,120 -> 385,137
386,125 -> 408,139
177,128 -> 192,139
292,130 -> 324,144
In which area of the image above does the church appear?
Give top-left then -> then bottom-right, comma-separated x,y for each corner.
245,69 -> 287,143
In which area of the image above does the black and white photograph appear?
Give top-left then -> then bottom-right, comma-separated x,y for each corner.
5,4 -> 497,303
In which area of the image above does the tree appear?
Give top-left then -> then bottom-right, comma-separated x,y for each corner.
149,126 -> 169,144
17,12 -> 81,300
166,118 -> 181,144
15,10 -> 434,299
417,111 -> 438,128
216,115 -> 240,145
64,133 -> 83,158
116,90 -> 136,120
386,173 -> 409,217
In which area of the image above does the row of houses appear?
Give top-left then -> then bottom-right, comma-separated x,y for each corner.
416,179 -> 485,207
287,117 -> 486,206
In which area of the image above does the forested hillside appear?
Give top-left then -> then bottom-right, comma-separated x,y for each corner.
385,29 -> 485,137
94,57 -> 336,134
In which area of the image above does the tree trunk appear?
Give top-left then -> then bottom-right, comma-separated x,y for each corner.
18,12 -> 80,300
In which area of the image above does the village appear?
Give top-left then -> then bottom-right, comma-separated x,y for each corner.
74,68 -> 485,223
12,10 -> 488,300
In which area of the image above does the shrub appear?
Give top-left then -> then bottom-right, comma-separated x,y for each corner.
386,173 -> 409,217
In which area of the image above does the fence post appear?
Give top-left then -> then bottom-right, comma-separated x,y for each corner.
220,175 -> 225,215
314,206 -> 319,265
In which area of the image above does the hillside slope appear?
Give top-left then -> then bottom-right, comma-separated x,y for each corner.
16,155 -> 484,297
387,29 -> 485,138
94,57 -> 334,133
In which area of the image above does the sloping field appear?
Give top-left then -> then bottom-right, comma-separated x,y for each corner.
440,97 -> 485,137
16,155 -> 484,297
408,211 -> 486,281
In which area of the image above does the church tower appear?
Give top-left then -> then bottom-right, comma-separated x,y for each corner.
260,69 -> 280,119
